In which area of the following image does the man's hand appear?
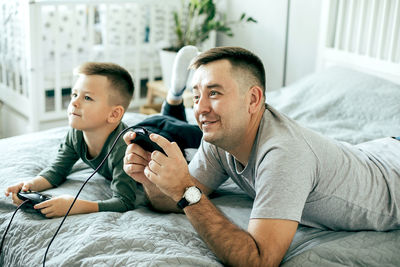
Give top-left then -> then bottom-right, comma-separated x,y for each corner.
34,194 -> 98,218
123,131 -> 153,186
144,133 -> 194,202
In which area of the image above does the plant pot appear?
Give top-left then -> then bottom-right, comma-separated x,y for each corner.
159,49 -> 178,89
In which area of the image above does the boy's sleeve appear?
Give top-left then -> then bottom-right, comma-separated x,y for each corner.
39,129 -> 80,186
97,146 -> 138,212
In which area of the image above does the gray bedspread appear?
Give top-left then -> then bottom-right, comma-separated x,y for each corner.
1,67 -> 400,266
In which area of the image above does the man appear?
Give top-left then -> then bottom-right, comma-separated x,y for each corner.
123,46 -> 400,266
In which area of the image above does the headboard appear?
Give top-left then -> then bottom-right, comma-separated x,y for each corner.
317,0 -> 400,84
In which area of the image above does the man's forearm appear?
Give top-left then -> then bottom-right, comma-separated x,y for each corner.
184,195 -> 271,267
143,182 -> 182,213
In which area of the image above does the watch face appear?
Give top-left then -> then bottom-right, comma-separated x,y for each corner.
185,186 -> 202,204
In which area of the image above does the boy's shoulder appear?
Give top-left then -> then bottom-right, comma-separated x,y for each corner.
65,127 -> 84,146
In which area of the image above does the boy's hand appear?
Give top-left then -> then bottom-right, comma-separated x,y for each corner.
34,194 -> 75,218
5,181 -> 34,205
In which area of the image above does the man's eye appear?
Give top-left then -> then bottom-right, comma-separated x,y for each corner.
210,91 -> 219,96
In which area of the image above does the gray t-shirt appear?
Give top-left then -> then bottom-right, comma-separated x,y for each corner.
189,105 -> 400,231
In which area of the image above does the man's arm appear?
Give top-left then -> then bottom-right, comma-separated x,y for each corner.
184,195 -> 298,267
142,134 -> 298,266
142,177 -> 212,213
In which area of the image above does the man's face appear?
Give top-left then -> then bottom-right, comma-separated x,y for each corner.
67,74 -> 114,132
191,59 -> 250,149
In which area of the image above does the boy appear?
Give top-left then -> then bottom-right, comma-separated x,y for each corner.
5,62 -> 138,218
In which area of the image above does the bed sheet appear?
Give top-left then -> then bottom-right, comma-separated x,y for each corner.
1,67 -> 400,266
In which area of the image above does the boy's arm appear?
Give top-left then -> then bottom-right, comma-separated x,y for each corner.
34,195 -> 99,218
39,128 -> 80,187
97,151 -> 138,212
28,176 -> 54,191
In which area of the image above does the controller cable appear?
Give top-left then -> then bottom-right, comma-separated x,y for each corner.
0,126 -> 142,266
0,199 -> 30,256
42,125 -> 141,267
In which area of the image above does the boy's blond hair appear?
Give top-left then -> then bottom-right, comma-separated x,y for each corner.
75,62 -> 134,110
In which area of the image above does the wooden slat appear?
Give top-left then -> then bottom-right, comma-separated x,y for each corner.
334,0 -> 345,49
388,0 -> 400,61
54,5 -> 62,112
377,0 -> 389,59
345,0 -> 355,51
355,0 -> 366,54
366,0 -> 377,56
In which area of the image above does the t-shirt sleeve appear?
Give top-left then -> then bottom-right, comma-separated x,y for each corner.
251,143 -> 315,222
39,129 -> 79,186
188,140 -> 229,190
97,145 -> 138,212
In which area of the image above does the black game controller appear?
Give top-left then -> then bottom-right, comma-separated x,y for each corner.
17,191 -> 51,209
131,127 -> 166,155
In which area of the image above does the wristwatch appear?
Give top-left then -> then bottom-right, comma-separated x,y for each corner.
177,186 -> 202,209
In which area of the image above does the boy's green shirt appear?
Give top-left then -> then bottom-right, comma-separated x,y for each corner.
39,122 -> 137,212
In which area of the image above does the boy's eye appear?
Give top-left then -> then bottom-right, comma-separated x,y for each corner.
71,93 -> 77,98
84,96 -> 92,101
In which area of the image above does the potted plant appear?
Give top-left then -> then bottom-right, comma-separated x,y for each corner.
160,0 -> 257,87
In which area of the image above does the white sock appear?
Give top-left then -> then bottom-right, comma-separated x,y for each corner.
168,45 -> 199,101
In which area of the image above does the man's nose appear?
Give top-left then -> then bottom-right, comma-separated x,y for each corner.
195,94 -> 211,114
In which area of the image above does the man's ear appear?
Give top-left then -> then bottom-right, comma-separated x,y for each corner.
108,105 -> 125,123
248,86 -> 264,113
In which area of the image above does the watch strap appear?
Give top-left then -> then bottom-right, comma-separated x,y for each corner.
177,198 -> 190,209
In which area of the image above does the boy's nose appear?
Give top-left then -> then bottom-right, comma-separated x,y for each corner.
70,97 -> 79,107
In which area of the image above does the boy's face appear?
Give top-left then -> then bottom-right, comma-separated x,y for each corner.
67,74 -> 114,131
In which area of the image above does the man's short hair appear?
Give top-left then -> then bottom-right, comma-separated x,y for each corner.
75,62 -> 134,110
190,46 -> 266,95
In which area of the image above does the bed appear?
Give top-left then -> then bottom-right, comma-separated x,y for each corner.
1,0 -> 400,266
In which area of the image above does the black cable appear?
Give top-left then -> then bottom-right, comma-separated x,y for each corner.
42,125 -> 140,267
0,199 -> 30,256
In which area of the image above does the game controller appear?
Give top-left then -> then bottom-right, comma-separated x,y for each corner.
17,191 -> 51,208
131,127 -> 166,155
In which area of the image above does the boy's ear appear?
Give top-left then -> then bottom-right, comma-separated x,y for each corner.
108,105 -> 125,123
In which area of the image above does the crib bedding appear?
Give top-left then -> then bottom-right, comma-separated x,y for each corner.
1,66 -> 400,266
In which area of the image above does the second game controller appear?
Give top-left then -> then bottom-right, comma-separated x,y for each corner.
131,127 -> 166,155
17,191 -> 51,209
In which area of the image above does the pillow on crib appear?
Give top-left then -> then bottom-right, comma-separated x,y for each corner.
267,66 -> 400,144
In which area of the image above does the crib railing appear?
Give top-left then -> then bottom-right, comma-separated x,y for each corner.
0,0 -> 181,132
318,0 -> 400,83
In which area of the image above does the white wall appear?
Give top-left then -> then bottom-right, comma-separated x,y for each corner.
218,0 -> 322,90
218,0 -> 289,91
285,0 -> 322,86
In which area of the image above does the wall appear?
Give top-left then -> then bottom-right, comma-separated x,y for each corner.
285,0 -> 322,86
218,0 -> 322,90
0,101 -> 2,138
218,0 -> 289,91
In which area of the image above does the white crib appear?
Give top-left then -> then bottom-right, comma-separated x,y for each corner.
0,0 -> 184,137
